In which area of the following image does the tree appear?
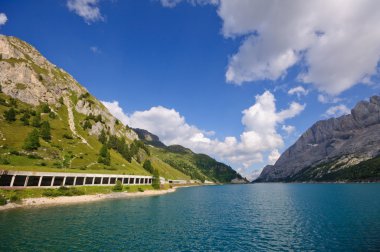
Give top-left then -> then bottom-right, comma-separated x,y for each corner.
83,120 -> 92,130
98,144 -> 110,165
40,121 -> 51,141
31,114 -> 41,127
4,108 -> 16,122
113,180 -> 123,191
143,160 -> 154,174
23,129 -> 40,150
39,103 -> 51,113
20,111 -> 30,125
98,129 -> 107,144
152,169 -> 160,189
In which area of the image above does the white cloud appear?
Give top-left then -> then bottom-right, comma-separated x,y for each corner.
268,149 -> 280,165
323,104 -> 350,118
67,0 -> 104,24
101,100 -> 130,125
102,91 -> 305,178
210,0 -> 380,95
282,125 -> 295,135
317,94 -> 342,104
160,0 -> 218,8
0,13 -> 7,26
288,86 -> 309,98
90,46 -> 101,54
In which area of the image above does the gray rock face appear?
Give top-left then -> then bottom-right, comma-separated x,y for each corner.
257,96 -> 380,182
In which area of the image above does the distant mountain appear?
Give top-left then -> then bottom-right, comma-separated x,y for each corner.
134,128 -> 247,183
0,35 -> 245,183
256,96 -> 380,182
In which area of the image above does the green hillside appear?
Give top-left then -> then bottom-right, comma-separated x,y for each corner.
0,35 -> 244,183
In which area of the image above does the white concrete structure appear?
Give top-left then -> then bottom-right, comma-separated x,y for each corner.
0,170 -> 153,188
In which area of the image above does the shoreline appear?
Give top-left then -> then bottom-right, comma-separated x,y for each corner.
0,187 -> 179,211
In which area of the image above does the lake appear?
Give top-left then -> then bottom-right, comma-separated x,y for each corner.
1,184 -> 379,251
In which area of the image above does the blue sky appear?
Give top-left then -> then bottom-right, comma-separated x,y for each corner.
1,0 -> 379,179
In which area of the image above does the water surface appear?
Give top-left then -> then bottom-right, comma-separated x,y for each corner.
1,184 -> 379,251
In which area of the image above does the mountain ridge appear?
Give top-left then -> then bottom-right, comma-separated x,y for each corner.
256,95 -> 380,182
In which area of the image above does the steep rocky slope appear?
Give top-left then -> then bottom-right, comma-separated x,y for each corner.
256,96 -> 380,182
0,35 -> 244,183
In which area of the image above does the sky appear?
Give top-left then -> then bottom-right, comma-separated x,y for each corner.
1,0 -> 380,180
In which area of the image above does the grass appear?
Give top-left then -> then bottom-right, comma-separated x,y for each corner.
0,185 -> 158,201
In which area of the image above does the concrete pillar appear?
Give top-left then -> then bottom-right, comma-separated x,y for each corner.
100,177 -> 104,185
74,177 -> 77,186
62,177 -> 67,186
92,177 -> 95,185
10,175 -> 15,187
51,177 -> 55,187
108,177 -> 111,185
38,176 -> 43,187
24,176 -> 29,187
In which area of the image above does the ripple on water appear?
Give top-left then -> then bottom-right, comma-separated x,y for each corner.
1,184 -> 380,251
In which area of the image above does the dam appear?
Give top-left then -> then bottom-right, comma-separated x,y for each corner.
0,170 -> 153,188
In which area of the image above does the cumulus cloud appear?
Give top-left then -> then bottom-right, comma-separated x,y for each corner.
67,0 -> 104,24
282,125 -> 295,135
160,0 -> 218,8
0,13 -> 7,26
288,86 -> 309,98
101,101 -> 130,125
102,91 -> 305,177
323,104 -> 350,118
219,0 -> 380,95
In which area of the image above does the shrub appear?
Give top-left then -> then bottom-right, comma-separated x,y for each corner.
63,133 -> 73,139
113,180 -> 123,192
31,114 -> 41,127
98,144 -> 110,166
10,194 -> 21,203
39,103 -> 51,113
42,187 -> 84,197
0,157 -> 11,165
49,112 -> 56,119
0,195 -> 7,206
4,108 -> 16,122
27,153 -> 43,159
23,129 -> 40,150
10,150 -> 21,156
137,188 -> 144,192
40,121 -> 51,141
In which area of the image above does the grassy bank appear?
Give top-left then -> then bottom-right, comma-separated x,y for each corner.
0,184 -> 172,205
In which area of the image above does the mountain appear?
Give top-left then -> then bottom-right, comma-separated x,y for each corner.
0,35 -> 244,183
256,96 -> 380,182
135,128 -> 247,183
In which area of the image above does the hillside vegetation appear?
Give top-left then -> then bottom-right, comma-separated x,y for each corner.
0,35 -> 244,183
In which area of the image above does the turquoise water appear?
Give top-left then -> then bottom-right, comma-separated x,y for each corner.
1,184 -> 380,251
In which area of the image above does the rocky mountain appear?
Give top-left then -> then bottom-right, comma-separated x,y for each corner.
0,35 -> 244,183
256,96 -> 380,182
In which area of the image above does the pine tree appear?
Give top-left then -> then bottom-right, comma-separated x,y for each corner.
98,144 -> 111,165
23,129 -> 40,150
152,169 -> 160,189
40,121 -> 51,141
143,160 -> 154,174
98,129 -> 107,144
4,108 -> 16,122
31,114 -> 41,127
